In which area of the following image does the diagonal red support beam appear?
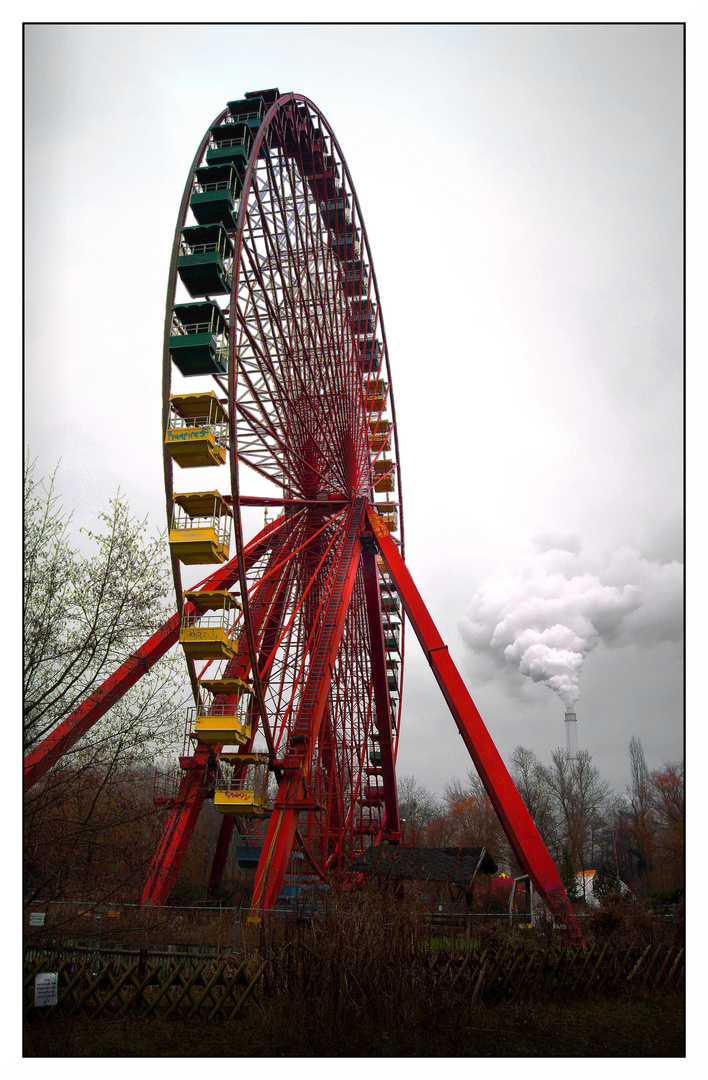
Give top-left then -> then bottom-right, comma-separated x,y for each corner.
23,614 -> 182,794
318,705 -> 342,866
24,519 -> 284,794
141,746 -> 217,905
23,561 -> 237,794
208,550 -> 294,893
366,508 -> 583,945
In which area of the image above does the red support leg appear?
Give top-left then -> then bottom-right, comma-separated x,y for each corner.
319,706 -> 342,869
143,532 -> 291,905
208,814 -> 236,890
367,508 -> 583,944
141,753 -> 214,905
249,787 -> 303,918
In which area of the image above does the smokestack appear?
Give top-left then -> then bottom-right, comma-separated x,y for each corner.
565,709 -> 578,759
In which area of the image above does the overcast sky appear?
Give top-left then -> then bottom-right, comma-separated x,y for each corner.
24,23 -> 684,799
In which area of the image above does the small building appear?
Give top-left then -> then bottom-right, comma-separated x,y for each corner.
352,845 -> 497,909
576,869 -> 631,907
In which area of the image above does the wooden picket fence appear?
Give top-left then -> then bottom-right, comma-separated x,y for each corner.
428,940 -> 684,1006
24,940 -> 683,1019
24,950 -> 268,1021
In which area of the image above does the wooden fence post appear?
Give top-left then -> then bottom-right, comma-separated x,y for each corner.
227,957 -> 269,1020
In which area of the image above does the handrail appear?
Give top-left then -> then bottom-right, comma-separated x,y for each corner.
192,179 -> 235,194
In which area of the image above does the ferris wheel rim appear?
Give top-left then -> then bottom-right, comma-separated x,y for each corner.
225,93 -> 404,774
161,104 -> 229,703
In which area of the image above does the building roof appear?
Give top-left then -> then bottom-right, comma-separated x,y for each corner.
352,845 -> 497,884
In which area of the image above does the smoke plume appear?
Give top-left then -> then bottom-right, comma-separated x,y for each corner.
459,536 -> 683,710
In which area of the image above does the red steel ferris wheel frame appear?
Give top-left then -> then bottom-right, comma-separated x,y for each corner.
155,90 -> 410,902
24,89 -> 582,943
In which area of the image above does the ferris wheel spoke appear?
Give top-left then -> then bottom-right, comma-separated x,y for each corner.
255,522 -> 352,727
240,214 -> 306,371
236,274 -> 347,492
262,147 -> 345,379
232,398 -> 309,491
233,307 -> 294,440
251,502 -> 365,911
248,508 -> 347,597
239,510 -> 350,750
251,164 -> 315,357
234,380 -> 335,494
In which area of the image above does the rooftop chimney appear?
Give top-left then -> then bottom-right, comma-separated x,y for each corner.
565,709 -> 578,759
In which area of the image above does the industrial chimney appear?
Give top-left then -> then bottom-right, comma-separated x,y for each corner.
565,709 -> 578,759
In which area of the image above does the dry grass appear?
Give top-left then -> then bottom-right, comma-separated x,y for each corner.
24,889 -> 685,1057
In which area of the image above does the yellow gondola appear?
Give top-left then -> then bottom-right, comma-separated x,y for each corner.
214,756 -> 269,817
165,392 -> 229,468
192,676 -> 254,744
179,588 -> 241,660
169,490 -> 232,564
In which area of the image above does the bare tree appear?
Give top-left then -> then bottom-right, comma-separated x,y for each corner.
538,749 -> 612,886
24,455 -> 183,753
624,735 -> 655,884
443,771 -> 514,871
24,457 -> 189,904
649,760 -> 684,896
510,745 -> 562,856
616,738 -> 684,898
396,775 -> 442,843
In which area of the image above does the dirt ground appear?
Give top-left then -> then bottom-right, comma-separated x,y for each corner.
24,990 -> 685,1057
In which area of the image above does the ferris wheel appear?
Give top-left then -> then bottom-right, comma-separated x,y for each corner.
24,89 -> 582,942
154,89 -> 406,911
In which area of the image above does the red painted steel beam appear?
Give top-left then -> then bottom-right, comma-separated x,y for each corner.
23,564 -> 238,794
207,555 -> 295,892
360,546 -> 400,839
367,508 -> 583,944
142,750 -> 216,905
23,614 -> 181,793
237,496 -> 349,509
24,519 -> 283,794
209,814 -> 236,889
318,706 -> 342,867
250,781 -> 303,916
251,505 -> 365,915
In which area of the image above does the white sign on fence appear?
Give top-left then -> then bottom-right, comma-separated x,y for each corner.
34,972 -> 58,1007
29,912 -> 45,927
